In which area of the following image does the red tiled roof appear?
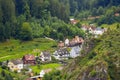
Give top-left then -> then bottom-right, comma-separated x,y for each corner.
68,36 -> 84,47
23,54 -> 35,60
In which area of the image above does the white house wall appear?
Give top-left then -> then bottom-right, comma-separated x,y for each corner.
70,45 -> 81,58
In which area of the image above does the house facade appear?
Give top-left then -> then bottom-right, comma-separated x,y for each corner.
29,70 -> 45,80
53,48 -> 70,60
22,54 -> 36,65
70,45 -> 82,58
40,51 -> 51,62
8,59 -> 23,72
93,27 -> 104,35
81,24 -> 106,37
70,18 -> 79,25
65,38 -> 69,46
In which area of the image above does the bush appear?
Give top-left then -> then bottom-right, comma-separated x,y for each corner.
51,56 -> 59,63
1,65 -> 8,69
43,70 -> 61,80
19,22 -> 33,41
88,52 -> 96,59
9,49 -> 13,52
89,69 -> 97,77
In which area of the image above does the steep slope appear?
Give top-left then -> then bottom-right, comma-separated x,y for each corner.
62,25 -> 120,80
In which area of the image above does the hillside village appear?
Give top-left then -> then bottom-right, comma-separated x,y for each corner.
0,19 -> 107,80
0,0 -> 120,79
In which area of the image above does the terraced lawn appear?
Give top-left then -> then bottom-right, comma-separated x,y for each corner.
30,63 -> 61,74
0,38 -> 57,61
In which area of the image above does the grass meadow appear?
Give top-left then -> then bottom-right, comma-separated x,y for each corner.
0,38 -> 57,61
30,63 -> 61,74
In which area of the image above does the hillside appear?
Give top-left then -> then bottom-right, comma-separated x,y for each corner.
43,24 -> 120,80
62,24 -> 120,80
0,0 -> 120,80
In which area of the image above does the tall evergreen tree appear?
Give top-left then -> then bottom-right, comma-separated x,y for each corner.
0,23 -> 5,41
0,3 -> 3,23
1,0 -> 16,23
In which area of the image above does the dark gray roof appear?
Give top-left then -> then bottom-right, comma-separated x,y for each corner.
10,59 -> 23,65
57,48 -> 69,56
42,52 -> 51,57
96,27 -> 103,31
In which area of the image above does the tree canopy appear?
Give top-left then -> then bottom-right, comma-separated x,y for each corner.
0,0 -> 120,41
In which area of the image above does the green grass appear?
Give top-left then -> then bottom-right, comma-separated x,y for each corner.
0,38 -> 57,61
0,66 -> 29,80
30,63 -> 61,73
101,23 -> 120,29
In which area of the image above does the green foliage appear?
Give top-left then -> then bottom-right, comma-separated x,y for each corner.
0,0 -> 120,41
19,22 -> 33,41
43,70 -> 61,80
0,70 -> 14,80
51,56 -> 59,63
0,38 -> 56,61
49,0 -> 70,22
5,73 -> 13,80
97,6 -> 104,15
1,0 -> 16,23
0,23 -> 5,41
94,7 -> 120,25
30,21 -> 44,38
30,63 -> 61,74
0,0 -> 71,41
76,10 -> 90,19
0,4 -> 3,22
23,2 -> 31,20
89,69 -> 97,77
75,22 -> 82,28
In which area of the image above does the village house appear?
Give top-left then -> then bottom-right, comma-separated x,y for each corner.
27,70 -> 45,80
70,18 -> 79,25
68,36 -> 84,47
81,24 -> 96,33
81,24 -> 106,37
81,25 -> 89,31
70,45 -> 82,58
65,36 -> 84,58
40,51 -> 51,62
94,27 -> 104,35
89,26 -> 96,33
58,41 -> 64,48
53,48 -> 70,60
8,59 -> 23,72
22,54 -> 36,65
65,38 -> 69,46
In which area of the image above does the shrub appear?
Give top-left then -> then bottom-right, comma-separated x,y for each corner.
89,69 -> 97,77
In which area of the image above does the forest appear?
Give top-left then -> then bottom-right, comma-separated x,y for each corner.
0,0 -> 120,41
